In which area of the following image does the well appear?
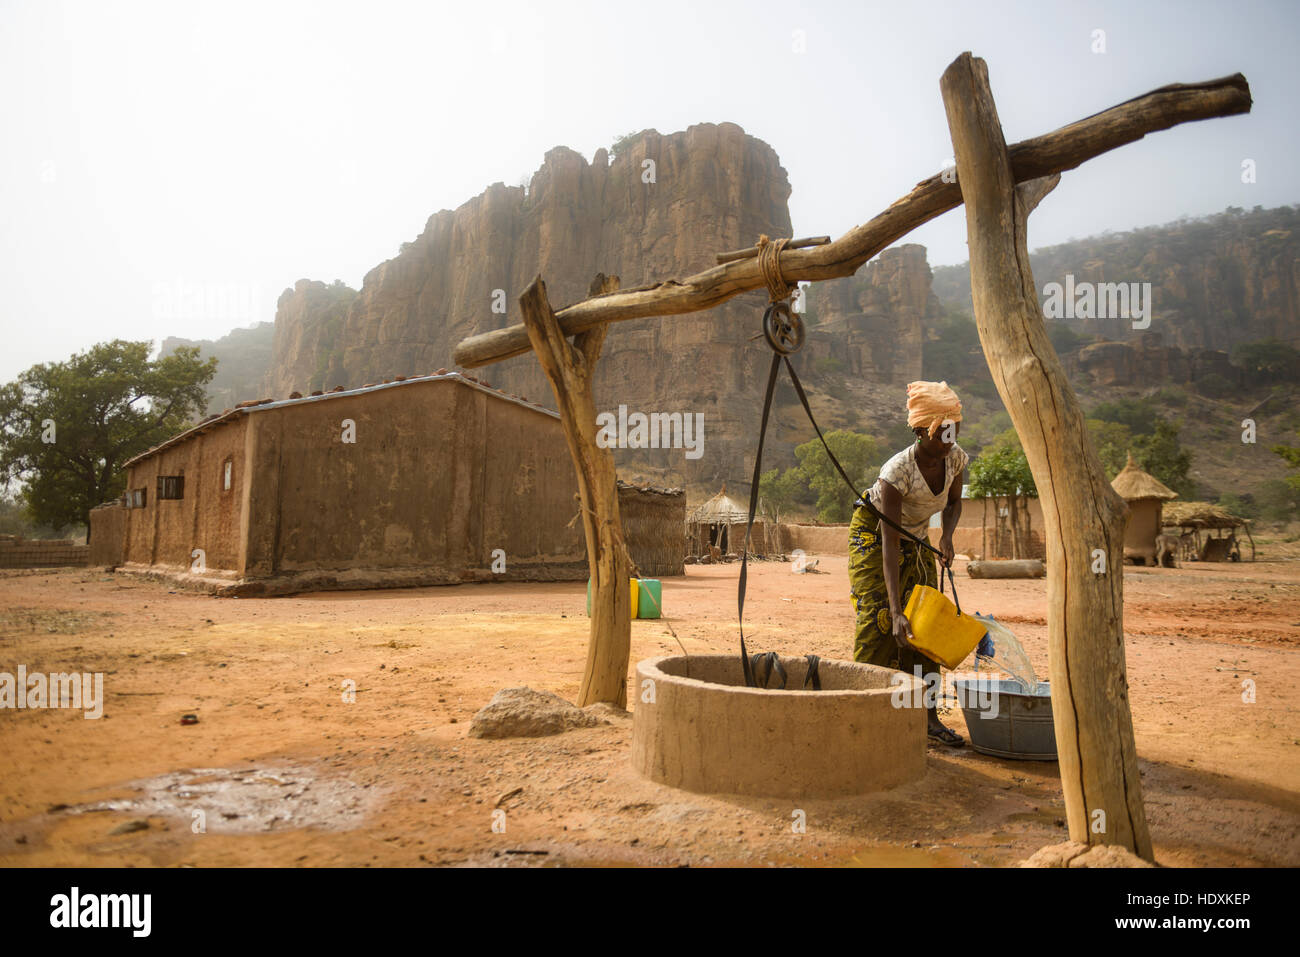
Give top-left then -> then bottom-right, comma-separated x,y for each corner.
631,654 -> 926,798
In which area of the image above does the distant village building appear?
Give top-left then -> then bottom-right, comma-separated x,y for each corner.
687,485 -> 771,558
1110,454 -> 1179,566
90,373 -> 681,594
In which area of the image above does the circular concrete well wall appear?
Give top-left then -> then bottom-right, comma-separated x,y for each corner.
631,654 -> 926,799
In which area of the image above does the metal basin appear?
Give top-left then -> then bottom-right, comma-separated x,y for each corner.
953,678 -> 1058,761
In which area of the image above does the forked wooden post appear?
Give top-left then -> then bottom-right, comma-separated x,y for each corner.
941,53 -> 1153,859
518,273 -> 631,707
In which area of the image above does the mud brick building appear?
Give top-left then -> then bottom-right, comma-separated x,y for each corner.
92,373 -> 597,595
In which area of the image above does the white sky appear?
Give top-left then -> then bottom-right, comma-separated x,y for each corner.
2,0 -> 1296,382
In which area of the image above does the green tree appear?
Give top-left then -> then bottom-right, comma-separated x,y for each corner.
758,467 -> 806,524
1256,476 -> 1300,522
1131,419 -> 1194,498
0,340 -> 216,538
967,432 -> 1037,559
1089,397 -> 1158,436
1086,419 -> 1134,478
794,430 -> 880,523
1046,320 -> 1090,355
1232,339 -> 1300,383
609,130 -> 642,158
1273,429 -> 1300,492
922,308 -> 991,391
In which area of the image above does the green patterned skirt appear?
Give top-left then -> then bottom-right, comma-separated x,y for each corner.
847,504 -> 940,679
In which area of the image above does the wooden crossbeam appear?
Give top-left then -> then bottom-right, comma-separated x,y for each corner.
453,72 -> 1249,370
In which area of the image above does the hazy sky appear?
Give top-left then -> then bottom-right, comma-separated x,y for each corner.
2,0 -> 1296,382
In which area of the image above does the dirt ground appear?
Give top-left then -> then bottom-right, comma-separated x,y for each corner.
1,555 -> 1297,868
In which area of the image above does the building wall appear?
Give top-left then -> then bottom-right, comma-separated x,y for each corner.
0,538 -> 89,568
123,417 -> 248,575
88,504 -> 128,566
618,486 -> 686,577
240,378 -> 585,586
1123,500 -> 1162,563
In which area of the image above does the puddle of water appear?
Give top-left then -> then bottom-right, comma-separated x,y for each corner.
66,764 -> 385,834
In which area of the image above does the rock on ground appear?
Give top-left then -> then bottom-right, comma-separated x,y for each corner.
469,687 -> 614,739
1021,841 -> 1156,868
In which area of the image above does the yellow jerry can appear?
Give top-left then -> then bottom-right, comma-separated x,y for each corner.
903,583 -> 988,670
586,578 -> 640,619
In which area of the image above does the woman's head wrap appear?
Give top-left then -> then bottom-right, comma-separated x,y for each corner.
906,380 -> 963,439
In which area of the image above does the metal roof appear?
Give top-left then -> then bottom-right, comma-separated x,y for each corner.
123,372 -> 558,469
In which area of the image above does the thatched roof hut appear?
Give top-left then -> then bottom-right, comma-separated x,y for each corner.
686,484 -> 770,557
617,481 -> 685,577
1111,454 -> 1177,566
1111,454 -> 1178,502
1162,500 -> 1254,561
1162,501 -> 1249,529
687,486 -> 750,525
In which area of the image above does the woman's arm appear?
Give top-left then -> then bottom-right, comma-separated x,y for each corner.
939,475 -> 963,566
878,481 -> 913,649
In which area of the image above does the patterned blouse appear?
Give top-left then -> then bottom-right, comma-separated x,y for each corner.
864,442 -> 969,538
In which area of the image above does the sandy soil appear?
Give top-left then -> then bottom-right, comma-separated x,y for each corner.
0,556 -> 1297,868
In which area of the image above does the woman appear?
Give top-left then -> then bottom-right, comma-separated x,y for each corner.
849,380 -> 968,746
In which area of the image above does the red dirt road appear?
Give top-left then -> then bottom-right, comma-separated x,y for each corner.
0,557 -> 1296,867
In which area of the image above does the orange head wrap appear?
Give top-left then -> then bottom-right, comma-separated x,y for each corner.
906,380 -> 963,439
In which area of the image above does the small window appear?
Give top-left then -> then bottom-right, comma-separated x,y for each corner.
157,475 -> 185,500
130,488 -> 146,509
222,459 -> 233,492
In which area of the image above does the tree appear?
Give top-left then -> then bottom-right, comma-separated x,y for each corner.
758,467 -> 805,525
1086,418 -> 1135,477
1131,419 -> 1194,498
1232,339 -> 1300,383
0,340 -> 216,538
967,432 -> 1037,558
608,130 -> 642,158
1089,397 -> 1158,436
794,430 -> 880,523
1272,429 -> 1300,492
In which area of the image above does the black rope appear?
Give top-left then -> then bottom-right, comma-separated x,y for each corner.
738,352 -> 783,690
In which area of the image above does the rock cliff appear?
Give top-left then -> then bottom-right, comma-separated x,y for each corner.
162,323 -> 275,415
271,123 -> 820,490
931,205 -> 1300,352
265,124 -> 953,491
803,244 -> 941,386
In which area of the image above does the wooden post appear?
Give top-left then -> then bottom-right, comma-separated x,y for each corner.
941,53 -> 1153,860
982,497 -> 987,560
518,273 -> 631,708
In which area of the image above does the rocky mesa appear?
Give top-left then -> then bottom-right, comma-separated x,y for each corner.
266,122 -> 938,491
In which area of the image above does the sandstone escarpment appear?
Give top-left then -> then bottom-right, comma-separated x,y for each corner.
266,123 -> 952,491
271,123 -> 799,489
163,322 -> 275,415
931,205 -> 1300,352
266,280 -> 357,397
805,244 -> 941,386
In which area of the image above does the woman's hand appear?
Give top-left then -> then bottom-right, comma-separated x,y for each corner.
891,609 -> 914,649
939,535 -> 955,568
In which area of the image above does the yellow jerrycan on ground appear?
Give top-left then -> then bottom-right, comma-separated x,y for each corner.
903,565 -> 988,670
